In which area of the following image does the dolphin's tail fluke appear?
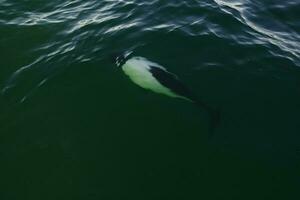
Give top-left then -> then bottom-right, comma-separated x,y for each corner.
209,107 -> 221,136
194,100 -> 221,136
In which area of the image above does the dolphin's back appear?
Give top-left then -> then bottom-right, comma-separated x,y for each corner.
149,66 -> 198,102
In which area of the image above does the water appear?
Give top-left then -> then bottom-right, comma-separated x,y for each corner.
1,0 -> 300,199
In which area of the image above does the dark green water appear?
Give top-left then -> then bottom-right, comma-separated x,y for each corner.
1,0 -> 300,199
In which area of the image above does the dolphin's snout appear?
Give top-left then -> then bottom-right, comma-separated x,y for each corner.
110,51 -> 132,67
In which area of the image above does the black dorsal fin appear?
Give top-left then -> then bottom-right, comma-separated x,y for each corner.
149,66 -> 198,101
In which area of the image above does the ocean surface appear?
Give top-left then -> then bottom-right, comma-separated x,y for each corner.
1,0 -> 300,199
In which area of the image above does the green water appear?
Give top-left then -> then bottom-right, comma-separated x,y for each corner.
1,0 -> 300,199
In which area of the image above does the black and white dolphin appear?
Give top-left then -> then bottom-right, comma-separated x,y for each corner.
113,54 -> 220,132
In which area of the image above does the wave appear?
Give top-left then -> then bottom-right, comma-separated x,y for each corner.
214,0 -> 300,66
1,0 -> 300,103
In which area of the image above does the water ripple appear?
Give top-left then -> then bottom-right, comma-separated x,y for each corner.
214,0 -> 300,66
1,0 -> 300,102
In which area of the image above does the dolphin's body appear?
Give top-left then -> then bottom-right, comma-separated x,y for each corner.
121,56 -> 196,101
114,54 -> 220,132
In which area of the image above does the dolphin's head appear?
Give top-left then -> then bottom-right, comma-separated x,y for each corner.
111,51 -> 132,68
